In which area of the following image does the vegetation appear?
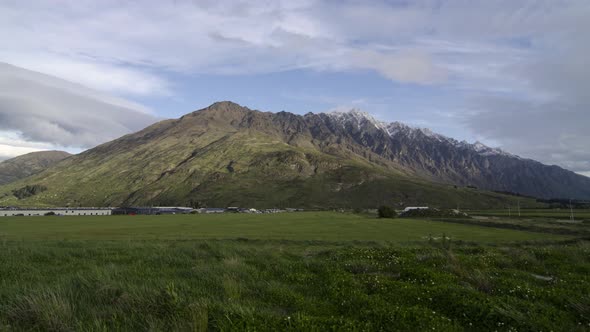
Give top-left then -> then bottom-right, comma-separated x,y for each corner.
0,151 -> 70,186
11,184 -> 48,199
0,212 -> 587,330
377,205 -> 396,218
536,199 -> 590,209
469,209 -> 590,220
0,212 -> 569,242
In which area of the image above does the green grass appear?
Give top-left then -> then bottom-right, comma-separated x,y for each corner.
0,212 -> 569,243
0,212 -> 588,331
469,209 -> 590,219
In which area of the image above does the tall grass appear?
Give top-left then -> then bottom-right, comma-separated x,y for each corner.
0,238 -> 588,330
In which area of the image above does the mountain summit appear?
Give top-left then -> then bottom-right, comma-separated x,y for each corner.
0,102 -> 588,208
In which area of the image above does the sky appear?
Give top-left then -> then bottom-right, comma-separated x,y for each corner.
0,0 -> 588,176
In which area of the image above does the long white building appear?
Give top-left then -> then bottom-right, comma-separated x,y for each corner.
0,208 -> 112,217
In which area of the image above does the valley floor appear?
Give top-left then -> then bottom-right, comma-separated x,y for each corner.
0,212 -> 588,330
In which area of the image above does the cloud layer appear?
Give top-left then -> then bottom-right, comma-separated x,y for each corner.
0,63 -> 157,159
0,0 -> 448,88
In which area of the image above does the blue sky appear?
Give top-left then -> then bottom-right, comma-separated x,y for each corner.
0,0 -> 588,176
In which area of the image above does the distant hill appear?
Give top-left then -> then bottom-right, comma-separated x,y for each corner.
0,151 -> 71,186
0,102 -> 556,209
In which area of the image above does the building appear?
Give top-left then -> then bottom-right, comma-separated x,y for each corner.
0,208 -> 112,217
111,207 -> 195,215
111,207 -> 158,215
198,208 -> 226,214
402,207 -> 430,213
153,207 -> 195,214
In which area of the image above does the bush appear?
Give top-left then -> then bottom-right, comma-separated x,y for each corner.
377,206 -> 396,218
12,185 -> 48,199
44,212 -> 56,216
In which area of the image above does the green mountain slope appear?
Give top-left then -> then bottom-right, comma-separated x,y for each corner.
0,151 -> 71,186
0,102 -> 539,209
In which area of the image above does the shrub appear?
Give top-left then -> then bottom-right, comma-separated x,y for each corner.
44,212 -> 56,216
377,206 -> 396,218
12,185 -> 48,199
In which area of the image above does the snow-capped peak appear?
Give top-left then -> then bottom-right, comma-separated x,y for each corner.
386,122 -> 450,142
323,109 -> 517,158
473,141 -> 488,152
453,140 -> 516,157
327,108 -> 388,131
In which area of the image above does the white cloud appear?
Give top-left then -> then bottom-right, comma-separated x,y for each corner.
0,0 -> 448,85
348,49 -> 446,84
0,53 -> 171,97
1,0 -> 586,88
0,63 -> 157,154
0,130 -> 78,160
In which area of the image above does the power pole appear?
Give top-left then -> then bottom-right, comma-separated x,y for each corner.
517,200 -> 521,217
508,206 -> 511,218
570,199 -> 575,222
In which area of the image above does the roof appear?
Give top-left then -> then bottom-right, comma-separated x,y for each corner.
402,207 -> 429,211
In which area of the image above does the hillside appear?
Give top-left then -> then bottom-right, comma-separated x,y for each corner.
0,151 -> 71,186
0,102 -> 540,209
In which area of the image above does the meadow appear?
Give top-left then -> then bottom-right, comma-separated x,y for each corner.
0,212 -> 588,331
0,212 -> 572,242
468,208 -> 590,220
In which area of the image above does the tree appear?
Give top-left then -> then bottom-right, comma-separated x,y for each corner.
377,205 -> 396,218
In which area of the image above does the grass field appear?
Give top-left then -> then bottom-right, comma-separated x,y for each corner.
0,212 -> 571,242
0,212 -> 588,331
468,209 -> 590,220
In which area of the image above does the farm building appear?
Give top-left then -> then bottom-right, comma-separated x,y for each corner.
111,207 -> 195,215
198,208 -> 226,214
0,208 -> 112,217
402,207 -> 430,213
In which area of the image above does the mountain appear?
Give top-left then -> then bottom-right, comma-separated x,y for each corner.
0,101 -> 583,208
321,109 -> 590,199
0,151 -> 71,185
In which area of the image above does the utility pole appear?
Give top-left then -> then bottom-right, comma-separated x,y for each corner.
517,200 -> 521,217
570,199 -> 575,222
508,206 -> 511,218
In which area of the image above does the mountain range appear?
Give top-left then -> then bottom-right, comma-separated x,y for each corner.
0,101 -> 588,208
322,109 -> 590,199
